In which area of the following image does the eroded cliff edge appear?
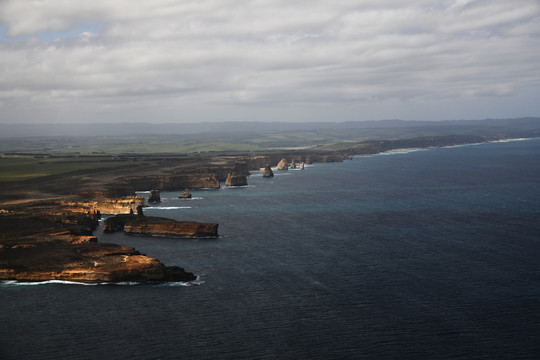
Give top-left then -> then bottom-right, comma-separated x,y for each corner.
104,215 -> 219,238
0,200 -> 199,283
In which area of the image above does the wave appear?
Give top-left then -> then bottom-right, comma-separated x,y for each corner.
0,280 -> 126,286
178,196 -> 203,200
1,277 -> 204,287
378,148 -> 427,156
222,185 -> 255,189
154,277 -> 205,287
492,138 -> 531,143
136,191 -> 150,194
145,206 -> 192,210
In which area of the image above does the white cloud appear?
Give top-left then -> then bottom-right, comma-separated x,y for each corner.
0,0 -> 539,123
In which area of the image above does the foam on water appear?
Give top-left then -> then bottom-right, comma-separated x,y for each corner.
493,137 -> 530,143
154,277 -> 205,287
145,206 -> 192,210
379,148 -> 427,155
1,277 -> 204,287
0,280 -> 141,287
222,185 -> 256,189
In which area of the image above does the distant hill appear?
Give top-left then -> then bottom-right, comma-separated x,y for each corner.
1,117 -> 539,138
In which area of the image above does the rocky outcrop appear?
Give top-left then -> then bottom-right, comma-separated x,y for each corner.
290,159 -> 297,169
246,156 -> 272,171
104,215 -> 219,238
120,174 -> 220,191
76,185 -> 135,198
225,172 -> 248,186
0,243 -> 196,283
300,162 -> 305,170
277,158 -> 289,170
262,164 -> 274,177
70,235 -> 98,244
60,196 -> 145,215
231,162 -> 250,177
0,202 -> 197,283
178,189 -> 192,198
148,189 -> 161,203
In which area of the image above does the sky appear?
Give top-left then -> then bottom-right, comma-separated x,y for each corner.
0,0 -> 539,124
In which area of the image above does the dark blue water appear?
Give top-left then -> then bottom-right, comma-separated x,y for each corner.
2,139 -> 540,359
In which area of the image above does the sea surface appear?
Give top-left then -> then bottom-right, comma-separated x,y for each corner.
2,138 -> 540,359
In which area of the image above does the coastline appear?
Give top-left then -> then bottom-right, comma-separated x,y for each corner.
1,133 -> 538,284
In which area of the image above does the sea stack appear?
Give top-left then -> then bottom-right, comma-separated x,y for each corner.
300,162 -> 305,170
290,159 -> 297,169
262,164 -> 274,178
225,172 -> 248,186
179,188 -> 192,198
277,158 -> 288,170
148,189 -> 161,203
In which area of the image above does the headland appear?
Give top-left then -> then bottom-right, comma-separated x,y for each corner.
2,118 -> 540,284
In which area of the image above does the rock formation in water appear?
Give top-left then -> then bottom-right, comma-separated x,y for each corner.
262,164 -> 274,177
148,189 -> 161,203
290,159 -> 297,169
178,188 -> 192,198
277,158 -> 289,170
104,215 -> 219,238
0,203 -> 196,283
225,172 -> 248,186
0,243 -> 196,283
300,162 -> 305,170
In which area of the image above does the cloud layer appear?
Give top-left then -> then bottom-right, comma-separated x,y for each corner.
1,0 -> 539,123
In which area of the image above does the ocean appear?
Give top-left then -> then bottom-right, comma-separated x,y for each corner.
2,138 -> 540,359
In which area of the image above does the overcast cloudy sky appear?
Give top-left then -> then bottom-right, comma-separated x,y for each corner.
1,0 -> 539,124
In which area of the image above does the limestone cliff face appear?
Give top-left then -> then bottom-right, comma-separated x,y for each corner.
76,185 -> 135,198
104,215 -> 219,238
0,201 -> 198,283
61,196 -> 145,215
231,162 -> 250,177
121,174 -> 220,191
0,243 -> 196,283
246,156 -> 272,171
225,172 -> 248,186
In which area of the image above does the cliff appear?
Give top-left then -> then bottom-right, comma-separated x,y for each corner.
60,196 -> 145,215
104,215 -> 219,238
0,202 -> 197,283
120,174 -> 220,191
0,243 -> 195,283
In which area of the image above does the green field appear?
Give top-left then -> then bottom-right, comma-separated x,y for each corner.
0,156 -> 144,182
2,119 -> 539,183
